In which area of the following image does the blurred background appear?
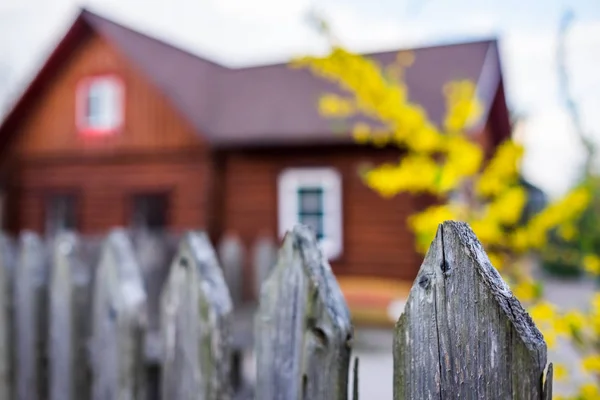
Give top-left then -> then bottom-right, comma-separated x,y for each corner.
0,0 -> 599,399
1,0 -> 598,198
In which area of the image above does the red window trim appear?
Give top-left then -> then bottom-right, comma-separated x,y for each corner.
76,74 -> 125,136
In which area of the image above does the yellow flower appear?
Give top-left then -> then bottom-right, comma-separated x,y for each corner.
371,132 -> 391,147
553,363 -> 568,381
487,252 -> 503,271
470,218 -> 504,247
510,229 -> 530,253
591,293 -> 600,336
529,301 -> 556,323
405,123 -> 443,153
445,135 -> 484,178
560,310 -> 586,335
542,329 -> 557,349
443,80 -> 483,132
475,140 -> 524,197
487,187 -> 527,225
318,94 -> 354,117
583,254 -> 600,275
578,383 -> 600,399
558,223 -> 577,241
352,122 -> 371,144
582,355 -> 600,374
408,205 -> 463,252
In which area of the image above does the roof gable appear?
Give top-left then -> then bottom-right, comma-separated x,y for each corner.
83,11 -> 225,137
0,8 -> 508,152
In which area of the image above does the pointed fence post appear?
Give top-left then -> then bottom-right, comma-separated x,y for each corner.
91,229 -> 148,400
252,235 -> 277,300
218,234 -> 245,306
131,230 -> 174,331
0,234 -> 16,400
160,231 -> 233,400
49,232 -> 93,400
255,224 -> 354,400
394,221 -> 552,399
14,231 -> 48,400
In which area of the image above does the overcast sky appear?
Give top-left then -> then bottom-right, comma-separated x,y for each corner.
0,0 -> 599,198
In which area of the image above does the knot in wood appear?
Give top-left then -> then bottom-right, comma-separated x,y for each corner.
179,256 -> 189,269
311,327 -> 328,347
440,259 -> 450,274
418,274 -> 430,290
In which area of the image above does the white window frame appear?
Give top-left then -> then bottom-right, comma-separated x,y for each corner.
277,167 -> 343,260
76,75 -> 124,133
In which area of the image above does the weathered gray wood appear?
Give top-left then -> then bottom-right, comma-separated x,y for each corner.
160,231 -> 233,400
0,234 -> 16,400
91,228 -> 148,400
352,358 -> 359,400
394,221 -> 551,399
49,232 -> 93,400
14,231 -> 48,400
218,234 -> 245,306
252,235 -> 277,300
132,230 -> 175,330
255,224 -> 353,400
543,363 -> 553,400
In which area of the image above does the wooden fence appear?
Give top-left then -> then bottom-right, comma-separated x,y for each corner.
0,221 -> 553,399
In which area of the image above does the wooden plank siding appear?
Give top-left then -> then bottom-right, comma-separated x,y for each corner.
1,30 -> 211,235
13,155 -> 208,234
217,146 -> 423,281
11,31 -> 204,158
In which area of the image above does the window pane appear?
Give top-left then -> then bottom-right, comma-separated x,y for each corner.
298,187 -> 324,240
46,194 -> 77,236
86,90 -> 101,122
132,193 -> 168,231
298,187 -> 323,214
84,78 -> 120,130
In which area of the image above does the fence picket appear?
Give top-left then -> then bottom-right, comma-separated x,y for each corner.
160,231 -> 233,400
0,234 -> 16,400
255,224 -> 353,400
90,229 -> 148,400
49,232 -> 93,400
14,232 -> 48,400
0,221 -> 555,399
394,221 -> 552,399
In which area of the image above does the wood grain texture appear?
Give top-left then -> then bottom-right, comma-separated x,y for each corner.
394,221 -> 550,399
14,231 -> 48,400
255,224 -> 353,400
0,234 -> 16,400
160,231 -> 233,400
90,229 -> 148,400
49,232 -> 93,400
543,363 -> 553,400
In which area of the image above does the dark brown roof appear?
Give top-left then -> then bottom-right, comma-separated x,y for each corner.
0,8 -> 508,150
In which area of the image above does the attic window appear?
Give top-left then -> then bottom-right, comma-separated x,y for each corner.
77,75 -> 124,135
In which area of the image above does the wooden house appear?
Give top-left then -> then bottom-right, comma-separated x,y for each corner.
0,9 -> 511,286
